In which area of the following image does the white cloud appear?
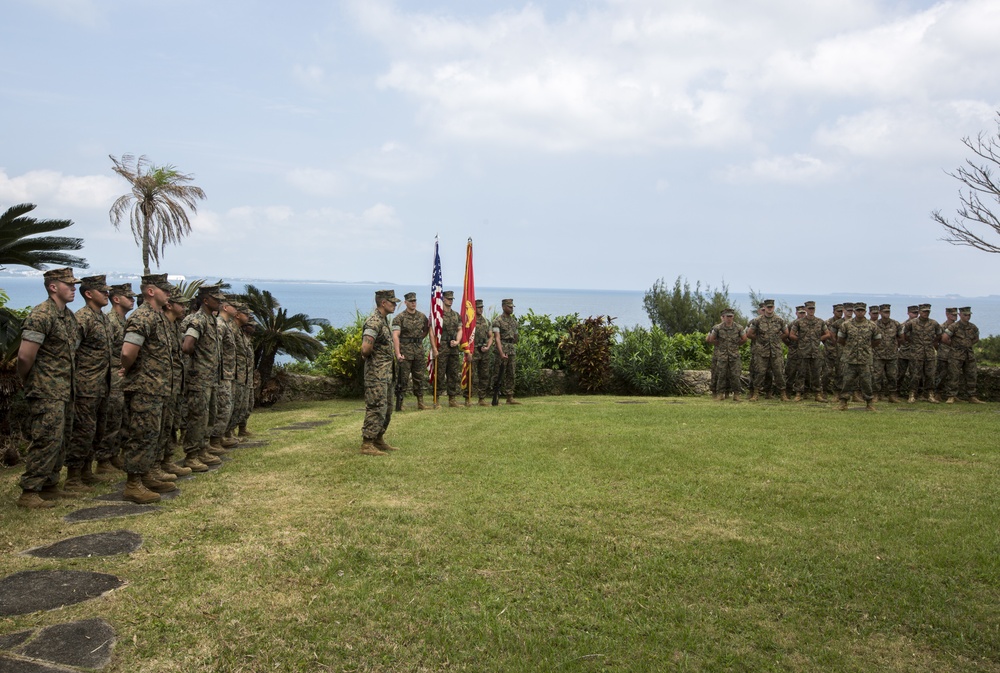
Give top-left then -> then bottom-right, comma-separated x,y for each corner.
350,142 -> 437,183
292,64 -> 328,93
24,0 -> 103,27
286,168 -> 344,197
0,169 -> 120,209
721,153 -> 838,184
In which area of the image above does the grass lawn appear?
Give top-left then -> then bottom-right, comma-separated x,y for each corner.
2,395 -> 999,672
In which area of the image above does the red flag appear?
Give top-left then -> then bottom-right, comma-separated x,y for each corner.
426,237 -> 443,383
459,239 -> 476,389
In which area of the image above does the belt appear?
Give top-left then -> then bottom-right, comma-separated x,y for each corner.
400,337 -> 424,343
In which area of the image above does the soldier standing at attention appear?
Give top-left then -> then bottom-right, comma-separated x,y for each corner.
707,308 -> 746,401
64,275 -> 113,491
896,305 -> 919,400
433,290 -> 463,407
15,268 -> 82,508
789,301 -> 829,402
935,307 -> 958,397
903,303 -> 943,403
941,307 -> 983,404
493,298 -> 521,405
210,299 -> 239,451
746,299 -> 788,401
747,303 -> 765,394
228,303 -> 253,440
873,305 -> 902,403
97,283 -> 135,476
783,306 -> 805,398
158,288 -> 192,478
869,305 -> 880,322
180,284 -> 224,470
822,304 -> 844,396
837,302 -> 881,411
391,292 -> 430,411
471,299 -> 494,406
361,290 -> 401,456
120,274 -> 177,503
235,308 -> 257,439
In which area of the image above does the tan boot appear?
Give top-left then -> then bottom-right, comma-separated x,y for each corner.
888,394 -> 899,403
448,396 -> 460,408
969,396 -> 985,404
221,432 -> 240,448
95,459 -> 122,476
207,442 -> 230,456
945,396 -> 956,404
908,393 -> 916,404
18,490 -> 56,509
123,474 -> 160,504
184,454 -> 210,473
149,465 -> 177,482
63,468 -> 92,493
360,440 -> 387,456
238,424 -> 253,438
866,399 -> 877,412
506,395 -> 522,405
478,397 -> 488,407
80,461 -> 103,485
793,393 -> 802,402
373,435 -> 398,452
815,393 -> 827,402
39,484 -> 78,500
198,449 -> 223,465
142,473 -> 177,493
748,390 -> 759,402
209,436 -> 224,449
731,393 -> 742,402
928,393 -> 940,404
162,460 -> 192,477
838,398 -> 849,411
852,392 -> 863,403
416,396 -> 427,411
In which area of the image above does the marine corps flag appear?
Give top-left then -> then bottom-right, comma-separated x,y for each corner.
458,238 -> 476,391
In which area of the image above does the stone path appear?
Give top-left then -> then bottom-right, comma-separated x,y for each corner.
270,420 -> 332,431
0,618 -> 116,671
0,571 -> 124,617
21,531 -> 142,559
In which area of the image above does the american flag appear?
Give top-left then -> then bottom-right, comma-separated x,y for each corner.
426,237 -> 443,382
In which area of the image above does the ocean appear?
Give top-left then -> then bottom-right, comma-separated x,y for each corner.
3,275 -> 1000,336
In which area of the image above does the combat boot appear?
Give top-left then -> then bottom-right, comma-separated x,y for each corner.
780,392 -> 790,402
748,390 -> 759,402
110,454 -> 126,471
184,453 -> 210,473
209,436 -> 224,450
39,484 -> 78,500
198,449 -> 223,465
731,393 -> 742,402
866,398 -> 877,412
852,391 -> 863,403
360,440 -> 387,456
927,393 -> 941,404
149,465 -> 177,482
838,398 -> 849,411
162,460 -> 192,477
478,397 -> 488,407
80,461 -> 104,485
95,459 -> 122,476
18,490 -> 56,509
63,468 -> 92,493
712,393 -> 723,401
142,473 -> 176,493
448,396 -> 460,408
970,396 -> 986,404
888,394 -> 899,403
123,474 -> 160,504
221,431 -> 240,448
416,396 -> 427,410
945,396 -> 956,404
238,424 -> 253,439
373,434 -> 398,452
207,443 -> 230,457
506,395 -> 522,405
908,393 -> 916,404
815,393 -> 827,402
793,393 -> 802,402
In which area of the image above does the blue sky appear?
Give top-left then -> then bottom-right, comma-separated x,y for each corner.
2,0 -> 1000,294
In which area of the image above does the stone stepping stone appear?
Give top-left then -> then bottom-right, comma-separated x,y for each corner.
0,656 -> 77,672
616,400 -> 648,404
270,420 -> 332,431
0,571 -> 124,616
62,504 -> 158,523
236,440 -> 270,448
0,630 -> 33,650
328,413 -> 350,417
21,531 -> 142,559
4,618 -> 116,670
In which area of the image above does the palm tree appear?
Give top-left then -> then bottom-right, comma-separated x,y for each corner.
239,284 -> 329,381
0,203 -> 88,271
109,154 -> 207,274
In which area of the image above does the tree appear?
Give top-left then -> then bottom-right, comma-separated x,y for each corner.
109,154 -> 207,274
643,276 -> 745,335
0,203 -> 88,271
932,112 -> 1000,253
238,284 -> 329,381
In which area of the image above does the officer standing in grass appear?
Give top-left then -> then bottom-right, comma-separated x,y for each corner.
361,289 -> 401,455
707,308 -> 746,401
97,283 -> 135,476
470,299 -> 494,406
435,290 -> 463,407
941,307 -> 984,404
392,292 -> 430,411
493,298 -> 521,405
180,283 -> 224,470
838,302 -> 881,411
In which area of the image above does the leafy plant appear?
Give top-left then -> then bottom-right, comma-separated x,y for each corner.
610,325 -> 683,395
974,335 -> 1000,365
644,276 -> 744,335
560,316 -> 616,392
517,309 -> 579,370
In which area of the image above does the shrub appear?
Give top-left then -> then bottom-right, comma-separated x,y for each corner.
610,325 -> 683,395
518,309 -> 579,370
560,316 -> 616,392
666,331 -> 713,370
975,335 -> 1000,365
644,276 -> 745,335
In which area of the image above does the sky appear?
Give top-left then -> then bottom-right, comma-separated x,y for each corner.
2,0 -> 1000,295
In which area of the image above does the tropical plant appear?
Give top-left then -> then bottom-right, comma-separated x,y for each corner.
610,325 -> 683,395
560,315 -> 616,392
518,309 -> 579,370
239,284 -> 328,381
0,289 -> 30,368
0,203 -> 88,271
644,276 -> 744,335
109,154 -> 207,274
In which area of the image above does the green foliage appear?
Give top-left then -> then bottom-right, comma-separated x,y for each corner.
285,314 -> 368,397
666,331 -> 714,370
610,325 -> 683,395
0,289 -> 29,367
748,287 -> 795,322
974,335 -> 1000,365
0,202 -> 88,270
560,316 -> 616,392
517,309 -> 579,370
644,276 -> 744,335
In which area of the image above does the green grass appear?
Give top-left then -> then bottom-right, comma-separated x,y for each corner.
2,396 -> 1000,672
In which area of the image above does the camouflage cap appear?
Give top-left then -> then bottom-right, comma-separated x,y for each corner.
475,299 -> 484,307
502,298 -> 514,307
43,267 -> 82,285
869,305 -> 879,312
842,302 -> 855,310
375,289 -> 401,304
109,283 -> 136,298
721,308 -> 735,316
168,287 -> 191,304
795,305 -> 805,312
233,302 -> 251,314
853,302 -> 866,310
198,283 -> 226,301
907,305 -> 919,312
959,306 -> 972,314
946,307 -> 958,314
80,274 -> 111,292
141,273 -> 173,292
880,304 -> 891,311
763,299 -> 775,307
833,304 -> 844,310
442,290 -> 455,300
404,292 -> 417,301
918,303 -> 931,311
804,301 -> 816,308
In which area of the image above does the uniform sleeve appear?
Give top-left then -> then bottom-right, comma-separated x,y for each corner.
20,307 -> 53,344
124,312 -> 148,346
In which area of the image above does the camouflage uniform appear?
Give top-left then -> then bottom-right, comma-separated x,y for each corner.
102,307 -> 128,463
790,313 -> 826,395
362,306 -> 395,440
234,318 -> 256,431
936,311 -> 957,394
896,307 -> 918,396
872,312 -> 901,398
122,300 -> 174,474
19,292 -> 80,492
748,312 -> 787,394
181,304 -> 220,456
822,307 -> 843,394
838,314 -> 881,401
211,314 -> 237,438
709,321 -> 744,396
492,305 -> 519,397
944,315 -> 980,399
903,311 -> 942,399
230,314 -> 252,433
437,299 -> 462,398
471,309 -> 494,400
65,300 -> 112,471
160,306 -> 186,464
392,306 -> 429,398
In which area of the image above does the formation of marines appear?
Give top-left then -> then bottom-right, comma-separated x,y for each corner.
709,299 -> 983,410
363,290 -> 520,456
15,268 -> 258,509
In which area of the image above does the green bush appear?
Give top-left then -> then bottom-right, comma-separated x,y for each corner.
518,309 -> 579,370
283,315 -> 366,396
975,335 -> 1000,365
560,316 -> 616,392
610,325 -> 683,395
666,331 -> 713,370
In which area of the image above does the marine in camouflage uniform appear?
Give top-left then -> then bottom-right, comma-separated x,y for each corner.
942,307 -> 983,403
872,305 -> 901,402
896,305 -> 919,397
159,288 -> 192,478
391,292 -> 429,410
492,298 -> 521,404
15,267 -> 81,508
228,304 -> 253,436
784,306 -> 806,397
180,284 -> 224,468
935,308 -> 958,396
97,283 -> 135,475
471,299 -> 494,405
435,290 -> 463,406
361,290 -> 400,455
789,301 -> 829,401
822,304 -> 845,395
211,300 -> 239,447
837,303 -> 881,410
902,304 -> 943,403
747,299 -> 788,401
120,274 -> 178,503
235,313 -> 257,438
65,275 -> 113,490
707,308 -> 746,400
